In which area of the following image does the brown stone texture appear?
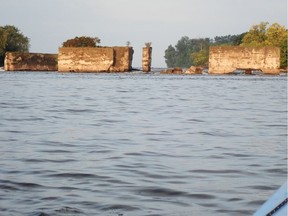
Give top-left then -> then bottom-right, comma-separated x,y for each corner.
58,47 -> 133,72
109,47 -> 134,72
161,68 -> 183,74
142,47 -> 152,72
4,52 -> 58,71
209,46 -> 280,74
58,47 -> 113,72
173,67 -> 183,74
185,66 -> 204,74
166,69 -> 173,74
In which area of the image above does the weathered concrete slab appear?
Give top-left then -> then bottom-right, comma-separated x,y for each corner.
4,52 -> 58,71
58,47 -> 114,72
109,47 -> 133,72
58,47 -> 133,72
209,46 -> 280,74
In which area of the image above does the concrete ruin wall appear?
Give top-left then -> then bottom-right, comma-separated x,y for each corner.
209,46 -> 280,74
110,47 -> 134,72
142,47 -> 152,72
4,52 -> 58,71
58,47 -> 133,72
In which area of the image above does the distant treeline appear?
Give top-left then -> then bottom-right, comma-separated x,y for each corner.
164,22 -> 287,68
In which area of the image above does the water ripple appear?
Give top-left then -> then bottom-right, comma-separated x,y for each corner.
0,73 -> 286,216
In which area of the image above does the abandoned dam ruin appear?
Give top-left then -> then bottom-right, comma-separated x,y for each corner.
4,46 -> 154,73
3,45 -> 282,75
209,46 -> 280,75
4,46 -> 135,72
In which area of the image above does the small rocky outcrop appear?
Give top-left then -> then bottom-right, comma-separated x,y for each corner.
184,66 -> 204,74
161,67 -> 183,74
173,67 -> 183,74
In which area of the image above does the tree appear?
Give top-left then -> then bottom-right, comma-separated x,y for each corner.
164,45 -> 177,68
164,37 -> 210,67
174,36 -> 193,67
94,37 -> 101,46
213,33 -> 246,46
241,22 -> 269,46
190,38 -> 210,66
231,33 -> 247,45
191,49 -> 209,66
265,23 -> 287,46
266,23 -> 288,68
241,22 -> 287,68
0,25 -> 30,66
279,38 -> 288,69
62,36 -> 100,47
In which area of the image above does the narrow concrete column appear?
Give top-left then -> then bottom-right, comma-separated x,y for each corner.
142,47 -> 152,72
4,52 -> 11,71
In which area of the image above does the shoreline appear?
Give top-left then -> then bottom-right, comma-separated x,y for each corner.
0,69 -> 287,76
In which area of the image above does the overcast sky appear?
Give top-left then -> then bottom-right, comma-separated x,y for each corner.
1,0 -> 287,67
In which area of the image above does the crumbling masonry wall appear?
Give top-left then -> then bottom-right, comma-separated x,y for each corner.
58,47 -> 133,72
209,46 -> 280,74
4,52 -> 58,71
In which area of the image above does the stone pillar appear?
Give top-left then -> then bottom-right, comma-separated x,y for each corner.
142,47 -> 152,72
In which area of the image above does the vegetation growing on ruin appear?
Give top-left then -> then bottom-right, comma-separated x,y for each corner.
62,36 -> 101,48
164,22 -> 287,68
0,25 -> 30,66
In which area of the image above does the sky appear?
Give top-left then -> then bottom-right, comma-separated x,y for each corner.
0,0 -> 287,67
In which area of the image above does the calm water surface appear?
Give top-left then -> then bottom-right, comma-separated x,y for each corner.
0,72 -> 287,216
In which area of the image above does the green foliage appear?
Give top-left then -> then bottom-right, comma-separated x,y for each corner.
164,45 -> 177,68
241,22 -> 287,68
191,49 -> 209,66
62,36 -> 101,47
212,33 -> 246,46
241,22 -> 269,46
0,25 -> 30,66
164,37 -> 211,68
266,23 -> 288,68
265,23 -> 287,46
280,38 -> 287,69
174,36 -> 194,67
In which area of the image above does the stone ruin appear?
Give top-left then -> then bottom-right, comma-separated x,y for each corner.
4,52 -> 58,71
58,47 -> 133,72
142,47 -> 152,72
209,46 -> 280,74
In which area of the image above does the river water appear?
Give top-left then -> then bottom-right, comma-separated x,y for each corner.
0,72 -> 287,216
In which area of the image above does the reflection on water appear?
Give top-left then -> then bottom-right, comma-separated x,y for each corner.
0,72 -> 287,216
